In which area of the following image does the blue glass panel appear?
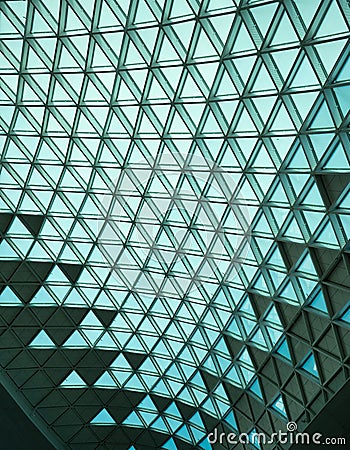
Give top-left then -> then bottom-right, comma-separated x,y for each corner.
91,409 -> 115,425
301,353 -> 319,379
309,290 -> 328,314
340,307 -> 350,324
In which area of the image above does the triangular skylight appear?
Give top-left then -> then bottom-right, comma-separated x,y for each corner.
0,1 -> 349,449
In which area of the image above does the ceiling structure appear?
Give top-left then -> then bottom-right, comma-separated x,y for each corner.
0,0 -> 349,449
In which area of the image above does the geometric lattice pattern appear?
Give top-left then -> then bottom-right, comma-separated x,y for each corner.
0,1 -> 349,449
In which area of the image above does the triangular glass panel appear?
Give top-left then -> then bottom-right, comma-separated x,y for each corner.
91,408 -> 116,425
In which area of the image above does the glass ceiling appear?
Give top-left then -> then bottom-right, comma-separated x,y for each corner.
0,0 -> 349,449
